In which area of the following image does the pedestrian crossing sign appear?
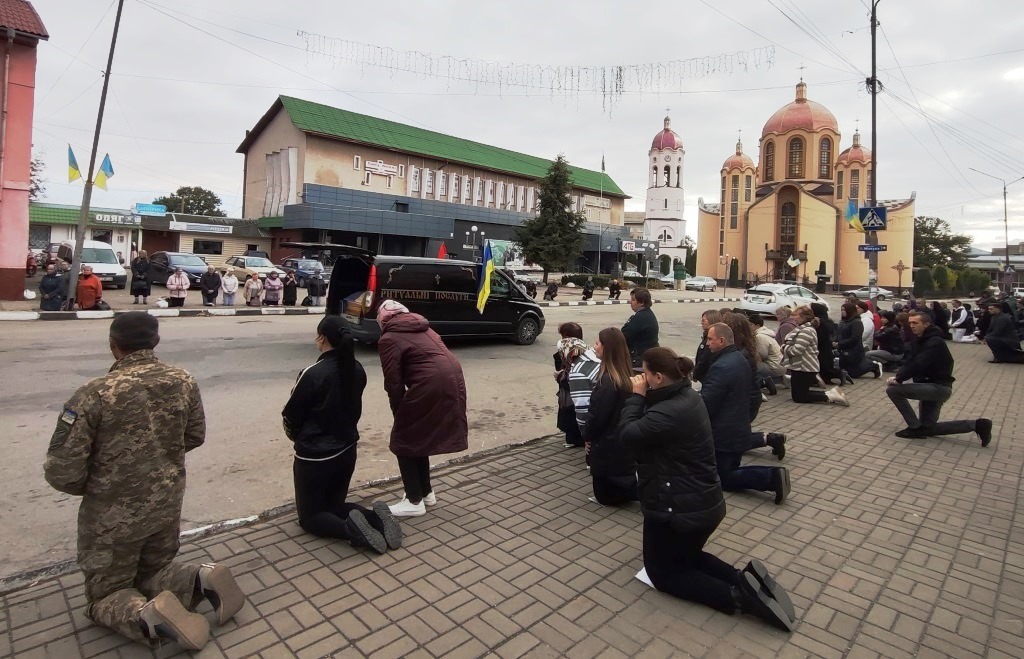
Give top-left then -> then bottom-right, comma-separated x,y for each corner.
859,207 -> 887,231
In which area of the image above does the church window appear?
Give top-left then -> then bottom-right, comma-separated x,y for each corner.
745,175 -> 752,202
787,137 -> 804,178
730,201 -> 738,230
850,169 -> 860,200
719,242 -> 724,256
836,171 -> 844,199
652,166 -> 659,187
819,137 -> 832,178
764,142 -> 775,182
676,166 -> 681,188
867,169 -> 874,202
720,176 -> 726,205
731,175 -> 739,204
664,165 -> 671,187
664,199 -> 668,210
779,202 -> 797,255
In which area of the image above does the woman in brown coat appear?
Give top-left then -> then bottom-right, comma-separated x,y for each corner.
378,300 -> 469,517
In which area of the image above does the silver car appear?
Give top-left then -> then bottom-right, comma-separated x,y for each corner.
741,283 -> 831,316
685,276 -> 717,292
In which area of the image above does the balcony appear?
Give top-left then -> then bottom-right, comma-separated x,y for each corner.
765,249 -> 807,261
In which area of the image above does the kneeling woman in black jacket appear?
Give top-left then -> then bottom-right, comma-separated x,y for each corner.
584,328 -> 638,505
619,348 -> 796,631
282,316 -> 402,554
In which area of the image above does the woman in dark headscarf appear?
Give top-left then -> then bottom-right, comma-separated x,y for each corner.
811,302 -> 848,385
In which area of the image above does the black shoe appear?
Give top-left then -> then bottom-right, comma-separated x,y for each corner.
766,433 -> 786,461
976,418 -> 993,447
346,511 -> 387,554
743,559 -> 796,622
762,378 -> 778,396
773,468 -> 790,505
371,501 -> 404,550
739,571 -> 795,632
872,362 -> 883,379
841,370 -> 854,385
895,427 -> 928,439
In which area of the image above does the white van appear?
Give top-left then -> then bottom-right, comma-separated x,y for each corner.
57,240 -> 128,289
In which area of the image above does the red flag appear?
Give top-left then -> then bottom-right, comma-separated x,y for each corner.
437,242 -> 448,259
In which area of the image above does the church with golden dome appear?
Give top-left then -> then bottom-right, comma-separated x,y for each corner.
696,81 -> 915,289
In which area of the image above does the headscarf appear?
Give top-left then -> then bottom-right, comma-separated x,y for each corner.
377,299 -> 410,324
556,337 -> 587,366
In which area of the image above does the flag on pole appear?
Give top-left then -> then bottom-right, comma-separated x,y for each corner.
68,146 -> 81,182
94,154 -> 114,190
787,254 -> 801,268
437,242 -> 448,259
476,241 -> 494,314
846,199 -> 864,233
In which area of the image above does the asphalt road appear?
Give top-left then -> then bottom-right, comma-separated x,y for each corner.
0,304 -> 713,580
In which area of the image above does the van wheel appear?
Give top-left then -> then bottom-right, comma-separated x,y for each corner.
515,317 -> 540,346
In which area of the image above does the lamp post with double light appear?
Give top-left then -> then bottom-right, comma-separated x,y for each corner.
969,168 -> 1024,293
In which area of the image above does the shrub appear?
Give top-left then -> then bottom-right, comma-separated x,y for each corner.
913,268 -> 934,296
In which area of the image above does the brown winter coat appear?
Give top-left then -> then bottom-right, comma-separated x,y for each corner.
378,313 -> 469,457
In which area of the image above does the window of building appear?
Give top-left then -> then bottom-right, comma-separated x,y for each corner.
850,169 -> 860,200
779,202 -> 797,255
787,137 -> 804,178
425,171 -> 433,194
451,175 -> 459,198
730,204 -> 738,230
664,199 -> 668,209
867,169 -> 873,202
745,175 -> 752,202
731,175 -> 739,203
497,182 -> 505,206
439,173 -> 447,196
353,155 -> 361,170
398,164 -> 405,178
819,137 -> 832,178
676,166 -> 681,188
28,224 -> 50,249
664,165 -> 671,187
475,178 -> 483,203
463,177 -> 472,203
720,175 -> 726,204
410,167 -> 420,192
719,230 -> 725,244
719,243 -> 724,256
193,240 -> 223,255
387,175 -> 394,189
764,141 -> 775,182
395,202 -> 409,213
362,171 -> 372,186
836,170 -> 844,199
652,166 -> 658,187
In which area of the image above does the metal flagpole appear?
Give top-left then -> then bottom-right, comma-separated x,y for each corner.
67,0 -> 126,308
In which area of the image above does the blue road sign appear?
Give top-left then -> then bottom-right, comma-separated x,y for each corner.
859,207 -> 887,230
134,203 -> 167,217
858,244 -> 888,252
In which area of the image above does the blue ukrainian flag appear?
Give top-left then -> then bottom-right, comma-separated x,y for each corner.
476,241 -> 494,314
68,145 -> 82,182
94,154 -> 114,190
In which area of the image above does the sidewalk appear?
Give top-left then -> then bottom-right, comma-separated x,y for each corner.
3,345 -> 1021,658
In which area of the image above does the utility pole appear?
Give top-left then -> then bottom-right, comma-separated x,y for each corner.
66,0 -> 125,308
865,0 -> 881,300
969,169 -> 1024,293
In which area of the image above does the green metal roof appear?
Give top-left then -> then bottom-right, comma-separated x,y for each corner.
239,96 -> 626,198
257,216 -> 284,229
29,202 -> 126,225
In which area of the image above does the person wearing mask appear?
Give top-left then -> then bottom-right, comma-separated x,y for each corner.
307,272 -> 327,306
984,301 -> 1024,364
949,299 -> 973,343
44,313 -> 244,650
749,314 -> 785,392
220,267 -> 239,306
866,311 -> 905,371
836,302 -> 883,379
621,287 -> 659,369
582,276 -> 596,301
39,264 -> 67,311
693,309 -> 724,383
377,301 -> 469,517
618,348 -> 796,631
282,316 -> 401,553
608,279 -> 622,300
700,323 -> 790,505
543,281 -> 559,301
130,250 -> 151,305
77,265 -> 105,310
886,311 -> 993,444
774,307 -> 798,344
781,306 -> 849,406
244,274 -> 263,307
584,328 -> 637,505
166,267 -> 190,308
263,272 -> 283,306
811,302 -> 847,385
199,266 -> 221,307
553,323 -> 587,449
282,270 -> 300,306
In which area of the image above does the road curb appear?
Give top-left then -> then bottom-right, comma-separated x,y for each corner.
0,298 -> 742,321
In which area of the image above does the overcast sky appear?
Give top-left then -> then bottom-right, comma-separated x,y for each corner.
30,0 -> 1024,250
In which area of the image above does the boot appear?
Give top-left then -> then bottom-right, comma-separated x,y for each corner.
743,560 -> 796,621
762,377 -> 778,396
824,387 -> 849,407
975,418 -> 993,447
738,572 -> 796,632
346,510 -> 387,554
841,369 -> 854,385
370,501 -> 404,550
139,591 -> 210,650
196,563 -> 245,625
772,468 -> 790,505
765,433 -> 786,461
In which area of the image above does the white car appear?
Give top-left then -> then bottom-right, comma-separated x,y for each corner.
685,276 -> 717,292
222,255 -> 288,282
741,283 -> 830,316
621,270 -> 644,279
842,286 -> 895,301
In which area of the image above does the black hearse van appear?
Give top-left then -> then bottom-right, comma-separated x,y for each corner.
314,245 -> 545,345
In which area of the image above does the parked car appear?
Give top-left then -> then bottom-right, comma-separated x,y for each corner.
326,246 -> 545,345
621,270 -> 644,279
222,255 -> 287,282
842,286 -> 895,301
280,257 -> 332,287
657,274 -> 676,287
685,276 -> 717,292
57,240 -> 128,289
741,283 -> 831,316
148,252 -> 208,287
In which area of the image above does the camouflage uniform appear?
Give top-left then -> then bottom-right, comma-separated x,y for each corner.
44,349 -> 206,644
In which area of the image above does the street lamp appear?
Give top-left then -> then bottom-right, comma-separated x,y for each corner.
969,168 -> 1024,292
721,253 -> 731,297
479,231 -> 486,262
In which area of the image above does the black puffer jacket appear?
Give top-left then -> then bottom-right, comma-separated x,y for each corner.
693,330 -> 711,382
583,374 -> 633,478
621,307 -> 660,367
874,325 -> 904,355
619,380 -> 726,531
282,351 -> 368,458
894,325 -> 954,386
837,317 -> 866,360
699,346 -> 752,453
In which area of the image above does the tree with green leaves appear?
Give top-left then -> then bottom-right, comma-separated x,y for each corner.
913,268 -> 934,296
914,216 -> 972,270
153,186 -> 227,216
728,258 -> 740,287
30,155 -> 45,201
513,155 -> 586,283
932,265 -> 951,294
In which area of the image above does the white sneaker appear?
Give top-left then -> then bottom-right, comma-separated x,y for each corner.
761,393 -> 769,402
389,498 -> 426,517
422,491 -> 437,507
825,387 -> 850,407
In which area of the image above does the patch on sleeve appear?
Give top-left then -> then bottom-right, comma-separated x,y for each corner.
49,409 -> 78,450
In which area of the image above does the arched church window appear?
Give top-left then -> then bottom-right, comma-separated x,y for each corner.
850,169 -> 860,200
819,137 -> 832,178
745,175 -> 752,202
676,166 -> 681,188
787,137 -> 804,178
664,165 -> 671,187
836,171 -> 844,199
764,142 -> 775,182
779,202 -> 797,255
652,166 -> 658,187
720,175 -> 726,204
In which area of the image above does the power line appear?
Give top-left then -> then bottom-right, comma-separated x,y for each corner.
36,0 -> 115,105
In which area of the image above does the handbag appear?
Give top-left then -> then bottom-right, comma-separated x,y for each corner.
96,300 -> 111,311
130,279 -> 147,294
301,295 -> 312,307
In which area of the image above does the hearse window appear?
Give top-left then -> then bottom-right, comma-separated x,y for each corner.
490,273 -> 510,297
